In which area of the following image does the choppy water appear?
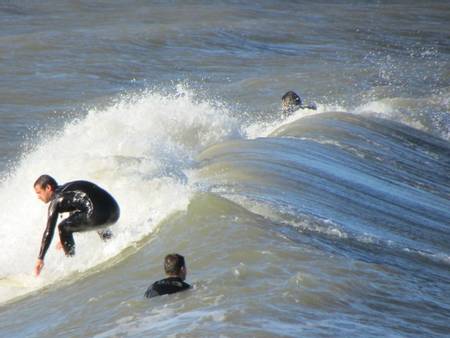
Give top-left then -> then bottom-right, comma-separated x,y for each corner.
0,1 -> 449,337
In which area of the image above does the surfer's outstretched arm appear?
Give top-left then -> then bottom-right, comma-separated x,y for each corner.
34,259 -> 44,277
35,200 -> 59,276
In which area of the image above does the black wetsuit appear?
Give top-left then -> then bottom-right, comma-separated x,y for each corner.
144,277 -> 191,298
38,180 -> 120,259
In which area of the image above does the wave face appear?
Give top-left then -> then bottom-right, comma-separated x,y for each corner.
187,112 -> 450,337
198,112 -> 450,261
0,98 -> 449,337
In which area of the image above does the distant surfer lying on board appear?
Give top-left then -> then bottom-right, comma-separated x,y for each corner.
281,91 -> 317,116
33,175 -> 120,276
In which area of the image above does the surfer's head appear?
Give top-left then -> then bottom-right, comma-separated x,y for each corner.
34,174 -> 58,203
282,91 -> 302,114
164,253 -> 187,280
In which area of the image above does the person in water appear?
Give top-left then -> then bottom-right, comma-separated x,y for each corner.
145,253 -> 191,298
281,90 -> 317,115
33,174 -> 120,276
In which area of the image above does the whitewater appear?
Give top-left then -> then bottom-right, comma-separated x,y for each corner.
1,1 -> 449,337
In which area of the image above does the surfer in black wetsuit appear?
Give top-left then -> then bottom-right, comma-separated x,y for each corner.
281,91 -> 317,116
145,253 -> 191,298
33,174 -> 120,276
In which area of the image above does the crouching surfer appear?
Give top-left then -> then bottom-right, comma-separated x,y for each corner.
33,174 -> 120,276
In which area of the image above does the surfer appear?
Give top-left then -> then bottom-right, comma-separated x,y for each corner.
33,175 -> 120,276
281,90 -> 317,116
145,253 -> 191,298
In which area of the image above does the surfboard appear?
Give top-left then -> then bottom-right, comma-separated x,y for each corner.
0,274 -> 34,288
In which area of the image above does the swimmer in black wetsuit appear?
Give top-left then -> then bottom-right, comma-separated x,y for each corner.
145,253 -> 191,298
33,174 -> 120,276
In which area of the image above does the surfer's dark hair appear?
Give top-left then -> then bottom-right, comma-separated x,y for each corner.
34,174 -> 58,190
164,254 -> 185,275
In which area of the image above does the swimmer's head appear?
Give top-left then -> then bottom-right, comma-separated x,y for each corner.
34,174 -> 58,203
164,253 -> 187,280
282,91 -> 302,114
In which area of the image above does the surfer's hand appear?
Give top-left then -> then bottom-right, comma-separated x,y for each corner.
34,259 -> 44,277
56,241 -> 63,250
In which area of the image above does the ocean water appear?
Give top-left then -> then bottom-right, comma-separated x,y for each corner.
0,1 -> 449,337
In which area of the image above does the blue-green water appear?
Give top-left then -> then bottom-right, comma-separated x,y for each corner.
0,1 -> 449,337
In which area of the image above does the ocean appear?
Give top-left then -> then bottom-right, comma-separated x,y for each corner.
0,1 -> 449,337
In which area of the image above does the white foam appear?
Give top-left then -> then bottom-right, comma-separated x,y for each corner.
245,103 -> 344,139
354,95 -> 450,141
0,87 -> 242,304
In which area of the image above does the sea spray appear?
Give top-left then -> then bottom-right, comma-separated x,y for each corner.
0,87 -> 243,304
